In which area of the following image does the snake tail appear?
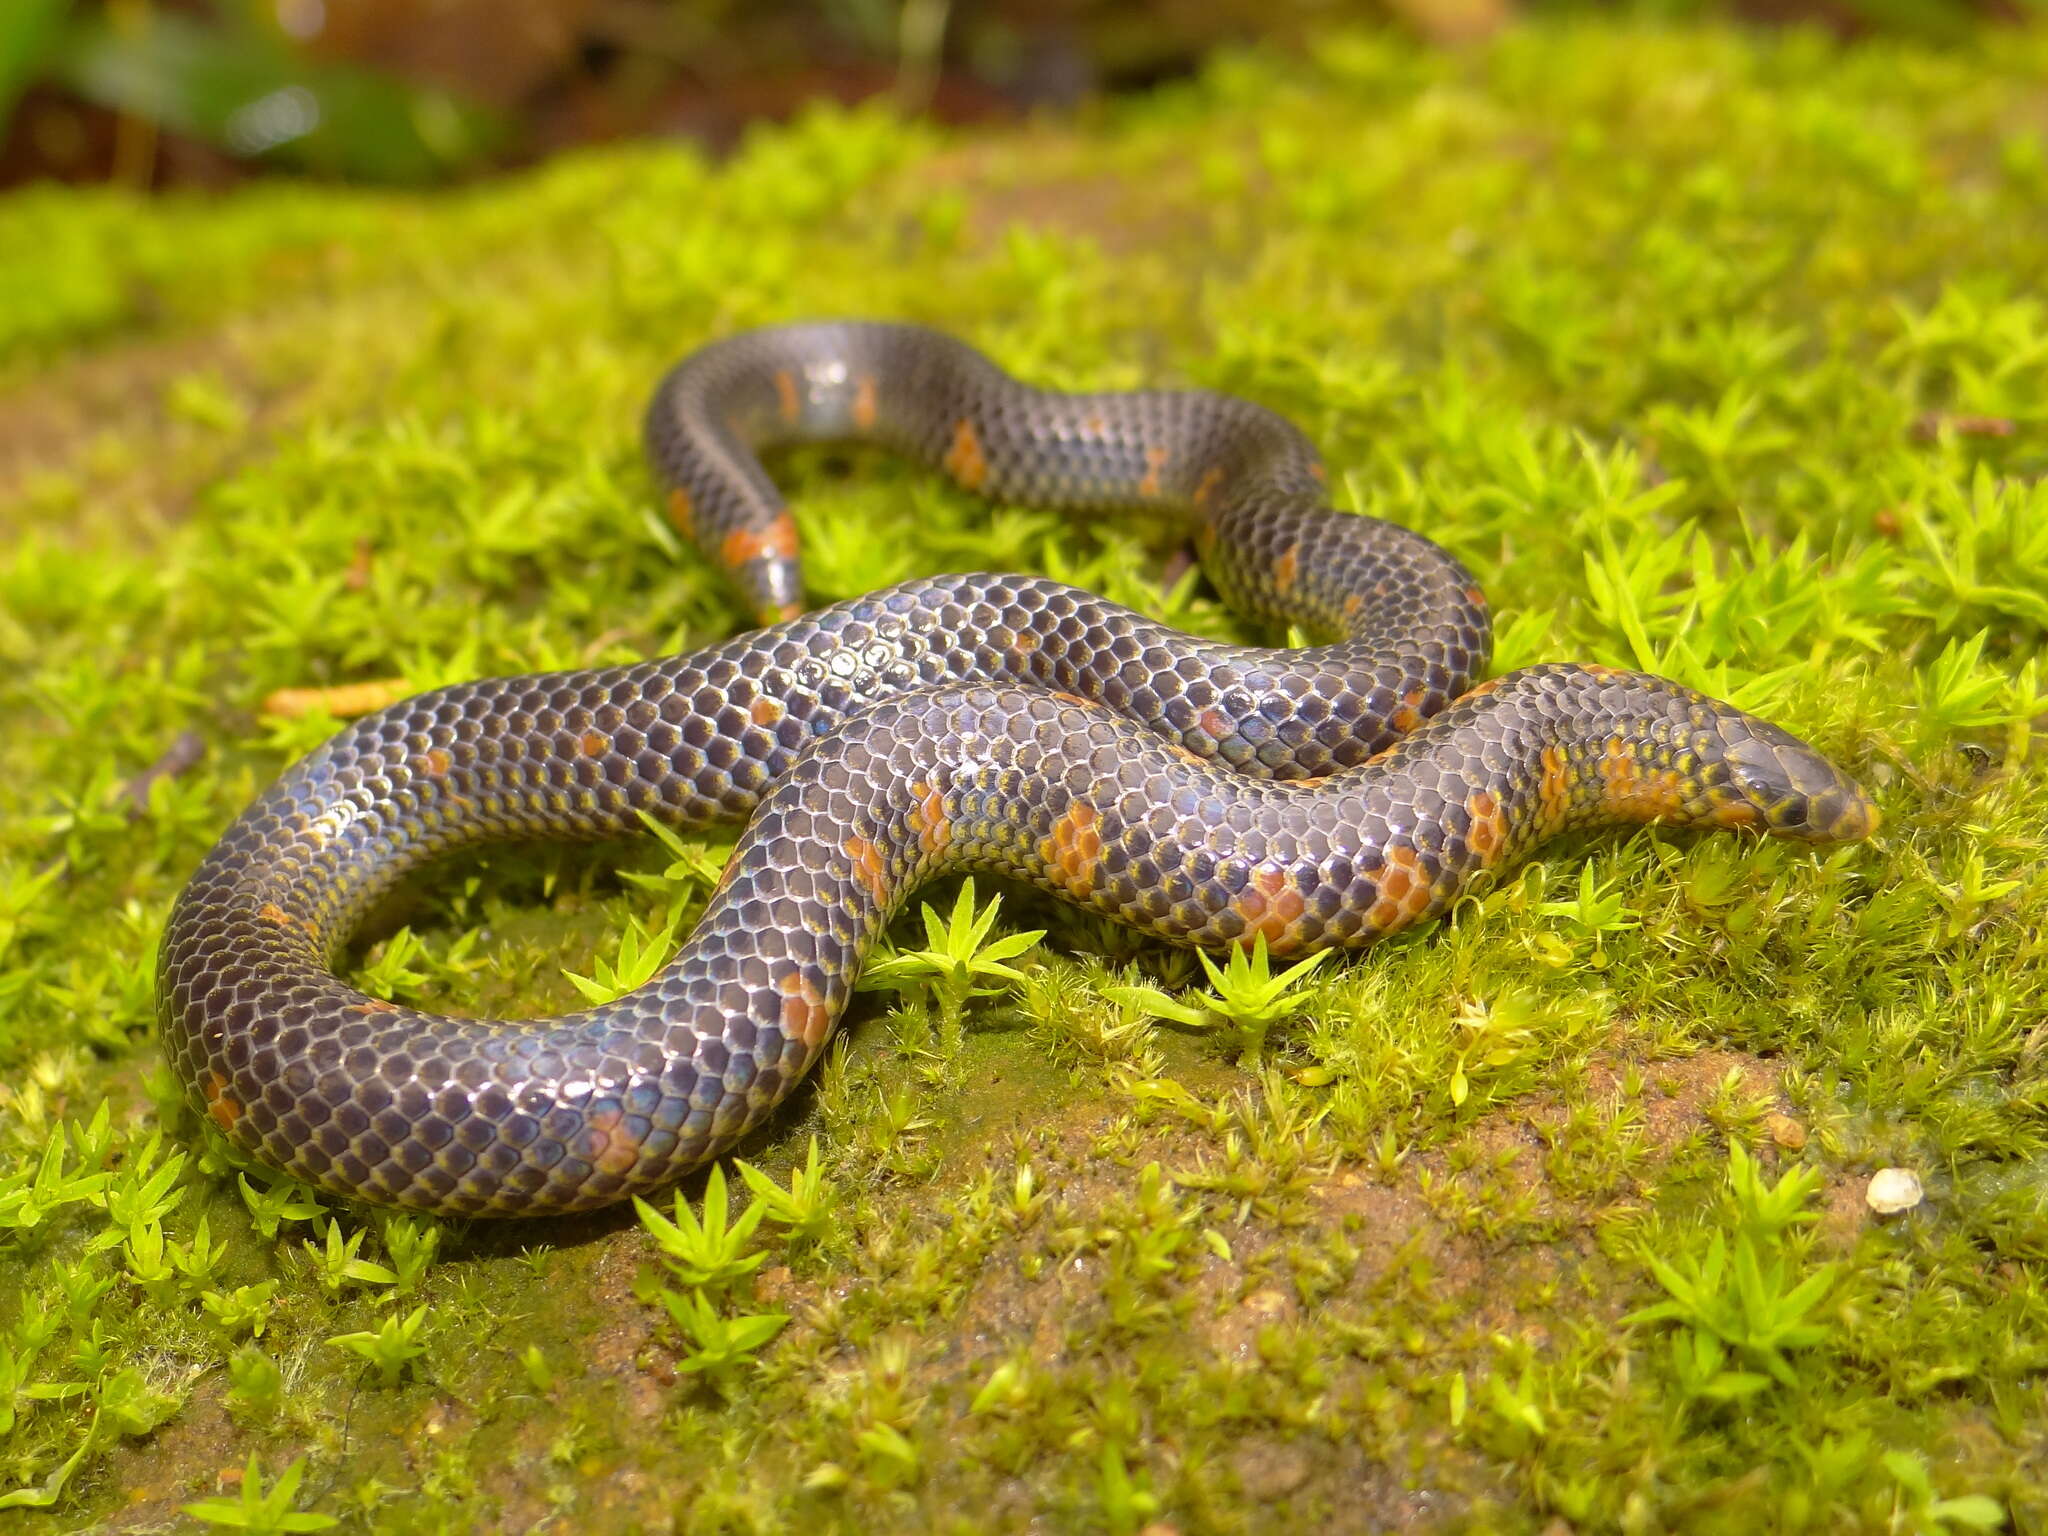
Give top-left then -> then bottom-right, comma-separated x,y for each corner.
644,319 -> 1477,640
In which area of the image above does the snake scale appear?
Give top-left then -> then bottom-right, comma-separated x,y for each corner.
159,321 -> 1878,1216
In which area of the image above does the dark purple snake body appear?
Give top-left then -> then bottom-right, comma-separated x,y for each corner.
158,322 -> 1877,1215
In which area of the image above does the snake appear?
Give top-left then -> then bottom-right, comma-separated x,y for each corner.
158,321 -> 1879,1217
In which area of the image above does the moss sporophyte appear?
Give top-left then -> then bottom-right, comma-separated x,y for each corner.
2,19 -> 2043,1532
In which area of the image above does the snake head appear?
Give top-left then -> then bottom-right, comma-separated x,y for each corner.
1701,714 -> 1879,844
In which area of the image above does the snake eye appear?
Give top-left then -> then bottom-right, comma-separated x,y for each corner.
1719,736 -> 1792,803
1727,757 -> 1780,801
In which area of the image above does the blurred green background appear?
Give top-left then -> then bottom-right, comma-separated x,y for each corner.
0,0 -> 2037,190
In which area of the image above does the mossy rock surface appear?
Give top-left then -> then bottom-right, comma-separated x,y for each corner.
3,21 -> 2046,1534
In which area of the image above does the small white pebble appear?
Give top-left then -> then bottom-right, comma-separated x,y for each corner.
1866,1167 -> 1924,1215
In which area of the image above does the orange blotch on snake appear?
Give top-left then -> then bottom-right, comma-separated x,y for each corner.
721,511 -> 801,570
1461,677 -> 1505,700
907,780 -> 953,856
349,998 -> 399,1014
1598,736 -> 1688,822
257,903 -> 297,930
1465,584 -> 1487,608
578,731 -> 608,757
1234,864 -> 1308,953
750,695 -> 784,725
1465,790 -> 1506,865
205,1073 -> 242,1130
1537,745 -> 1573,831
582,1107 -> 644,1177
1040,802 -> 1102,896
1139,443 -> 1170,498
1192,464 -> 1227,510
852,373 -> 879,430
944,418 -> 988,491
843,836 -> 890,906
1198,708 -> 1233,744
774,369 -> 800,425
1366,846 -> 1433,934
666,487 -> 695,538
764,510 -> 801,557
777,971 -> 831,1047
1273,544 -> 1301,596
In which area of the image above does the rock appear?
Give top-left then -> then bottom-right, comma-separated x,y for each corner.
1766,1114 -> 1808,1151
1865,1168 -> 1923,1215
1231,1439 -> 1315,1501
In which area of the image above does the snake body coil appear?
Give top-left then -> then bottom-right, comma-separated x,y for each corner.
160,322 -> 1877,1216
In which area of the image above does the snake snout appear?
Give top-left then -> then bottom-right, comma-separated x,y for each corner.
1716,725 -> 1879,843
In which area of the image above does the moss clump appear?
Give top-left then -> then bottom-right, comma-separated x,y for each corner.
3,20 -> 2046,1533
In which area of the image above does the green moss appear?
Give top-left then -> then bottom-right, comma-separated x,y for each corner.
4,19 -> 2047,1532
